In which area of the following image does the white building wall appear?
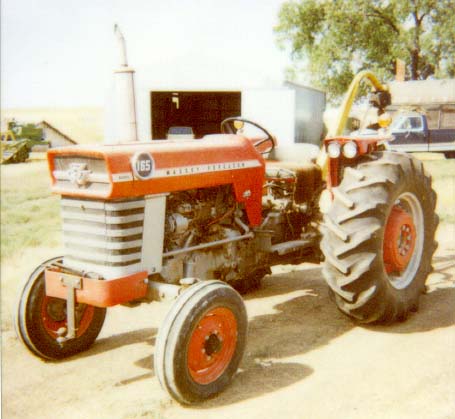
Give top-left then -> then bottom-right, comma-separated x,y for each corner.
292,84 -> 326,145
42,127 -> 74,147
242,89 -> 295,146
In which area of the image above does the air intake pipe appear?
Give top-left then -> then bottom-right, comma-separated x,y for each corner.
107,24 -> 138,144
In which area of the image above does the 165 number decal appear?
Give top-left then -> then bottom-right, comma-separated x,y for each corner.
132,152 -> 154,179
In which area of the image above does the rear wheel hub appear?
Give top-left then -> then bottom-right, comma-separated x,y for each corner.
384,205 -> 416,274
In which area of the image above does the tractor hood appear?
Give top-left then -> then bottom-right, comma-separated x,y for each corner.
47,134 -> 265,224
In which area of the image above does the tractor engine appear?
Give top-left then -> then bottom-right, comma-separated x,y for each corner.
160,185 -> 266,286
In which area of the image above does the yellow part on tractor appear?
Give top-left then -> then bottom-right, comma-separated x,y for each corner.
317,70 -> 390,174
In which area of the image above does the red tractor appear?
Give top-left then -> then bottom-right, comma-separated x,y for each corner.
14,29 -> 438,404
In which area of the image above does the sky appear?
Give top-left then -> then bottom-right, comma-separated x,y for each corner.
1,0 -> 293,108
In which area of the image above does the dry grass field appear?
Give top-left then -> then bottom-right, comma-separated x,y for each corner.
1,153 -> 454,419
2,107 -> 104,144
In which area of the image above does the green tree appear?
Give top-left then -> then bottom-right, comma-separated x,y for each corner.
275,0 -> 455,101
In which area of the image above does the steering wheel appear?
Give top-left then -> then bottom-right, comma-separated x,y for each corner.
220,117 -> 275,155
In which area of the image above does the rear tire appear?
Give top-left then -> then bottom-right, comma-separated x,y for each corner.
154,280 -> 247,404
321,152 -> 438,323
15,257 -> 106,360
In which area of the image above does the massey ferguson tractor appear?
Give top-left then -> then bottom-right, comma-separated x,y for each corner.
15,27 -> 438,404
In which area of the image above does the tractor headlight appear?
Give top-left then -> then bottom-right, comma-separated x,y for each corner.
342,141 -> 358,159
327,142 -> 341,158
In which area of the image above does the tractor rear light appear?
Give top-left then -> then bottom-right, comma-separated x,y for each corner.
327,142 -> 341,158
342,141 -> 358,158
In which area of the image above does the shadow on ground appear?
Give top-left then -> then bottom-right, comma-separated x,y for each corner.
77,259 -> 454,407
78,327 -> 157,359
197,268 -> 348,407
196,261 -> 454,407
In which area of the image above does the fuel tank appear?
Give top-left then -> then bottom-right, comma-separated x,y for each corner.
47,134 -> 265,225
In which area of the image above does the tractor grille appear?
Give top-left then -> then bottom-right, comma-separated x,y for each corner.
61,197 -> 145,277
52,156 -> 110,194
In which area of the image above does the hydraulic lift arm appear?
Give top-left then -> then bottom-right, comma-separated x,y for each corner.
318,70 -> 390,171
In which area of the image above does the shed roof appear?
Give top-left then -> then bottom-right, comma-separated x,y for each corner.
39,120 -> 78,144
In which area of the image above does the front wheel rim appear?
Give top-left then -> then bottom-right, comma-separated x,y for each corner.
383,192 -> 424,289
41,296 -> 95,338
187,307 -> 238,385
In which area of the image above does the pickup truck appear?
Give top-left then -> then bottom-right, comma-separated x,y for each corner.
388,110 -> 455,158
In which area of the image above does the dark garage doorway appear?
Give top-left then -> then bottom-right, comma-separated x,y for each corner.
150,91 -> 241,139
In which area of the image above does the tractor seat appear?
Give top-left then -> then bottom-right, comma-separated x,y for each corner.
265,143 -> 322,204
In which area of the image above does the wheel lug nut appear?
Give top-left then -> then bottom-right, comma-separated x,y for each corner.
201,348 -> 206,354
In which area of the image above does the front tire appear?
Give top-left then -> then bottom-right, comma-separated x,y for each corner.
15,257 -> 106,360
321,152 -> 438,323
154,280 -> 247,404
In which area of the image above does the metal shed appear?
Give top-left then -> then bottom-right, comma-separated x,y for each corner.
136,83 -> 326,146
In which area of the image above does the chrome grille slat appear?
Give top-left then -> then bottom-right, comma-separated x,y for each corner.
66,248 -> 142,262
105,201 -> 145,210
105,214 -> 145,223
61,199 -> 106,209
63,237 -> 143,250
62,231 -> 143,242
65,256 -> 141,268
61,210 -> 144,224
63,225 -> 144,237
61,212 -> 106,223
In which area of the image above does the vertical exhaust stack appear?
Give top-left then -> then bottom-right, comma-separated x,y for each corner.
108,24 -> 138,144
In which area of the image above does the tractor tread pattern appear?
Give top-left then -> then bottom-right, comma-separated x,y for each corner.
321,152 -> 438,324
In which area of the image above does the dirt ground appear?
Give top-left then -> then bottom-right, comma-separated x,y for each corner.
2,223 -> 454,419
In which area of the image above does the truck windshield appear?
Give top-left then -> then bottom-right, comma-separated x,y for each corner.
391,115 -> 423,131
